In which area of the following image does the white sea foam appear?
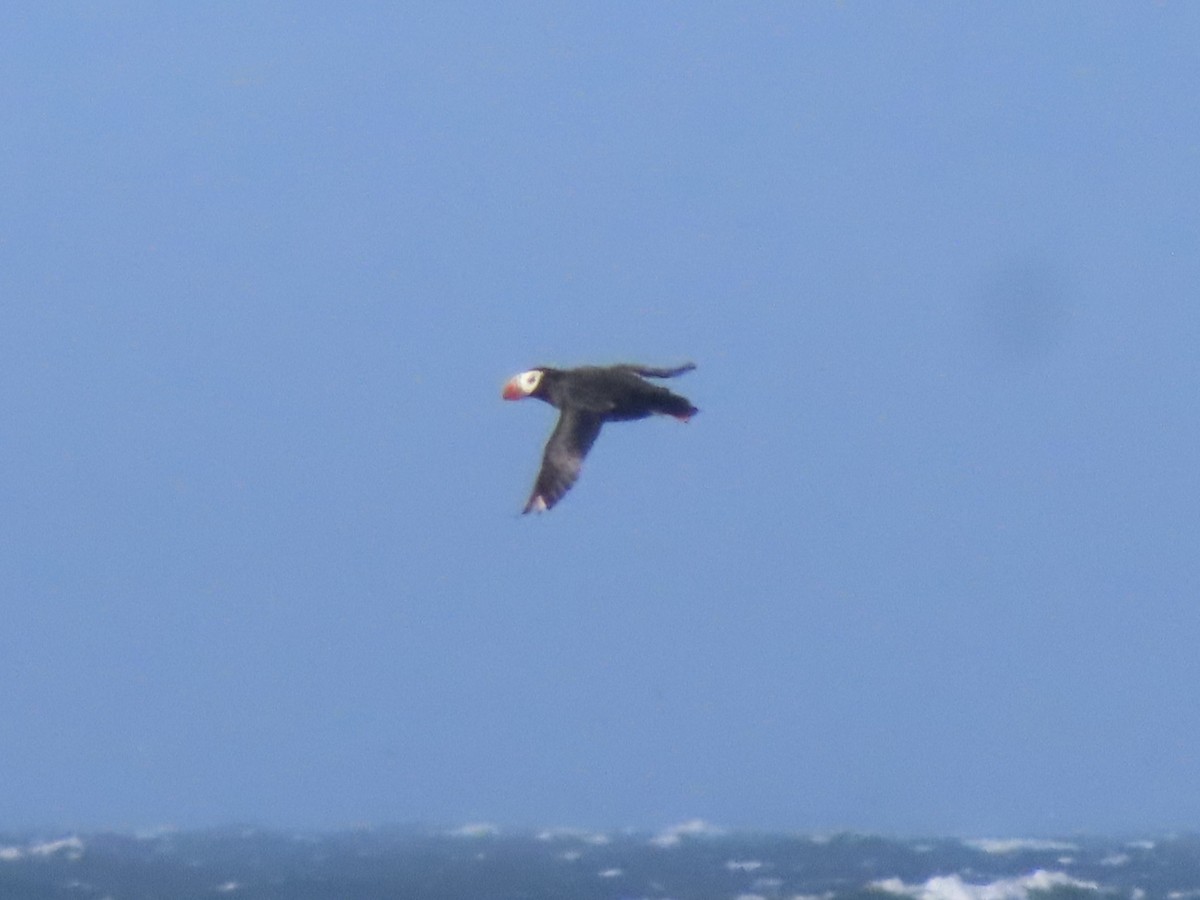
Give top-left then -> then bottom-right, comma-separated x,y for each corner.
32,837 -> 85,857
598,867 -> 622,878
535,827 -> 609,844
0,836 -> 85,862
650,818 -> 724,847
964,838 -> 1079,855
872,869 -> 1098,900
448,822 -> 499,838
134,826 -> 179,840
726,859 -> 764,871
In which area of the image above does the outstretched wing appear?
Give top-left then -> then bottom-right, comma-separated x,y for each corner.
524,408 -> 604,513
612,362 -> 696,379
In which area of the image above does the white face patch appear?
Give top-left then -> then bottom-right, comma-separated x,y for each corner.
517,369 -> 543,394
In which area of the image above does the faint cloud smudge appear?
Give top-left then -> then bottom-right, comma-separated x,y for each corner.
972,258 -> 1073,364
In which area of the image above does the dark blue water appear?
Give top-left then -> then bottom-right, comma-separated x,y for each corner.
3,824 -> 1199,899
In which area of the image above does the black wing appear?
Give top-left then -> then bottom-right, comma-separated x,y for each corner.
524,408 -> 604,513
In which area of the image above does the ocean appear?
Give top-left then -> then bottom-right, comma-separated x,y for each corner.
2,822 -> 1198,899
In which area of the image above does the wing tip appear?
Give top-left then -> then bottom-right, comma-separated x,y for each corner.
522,494 -> 550,514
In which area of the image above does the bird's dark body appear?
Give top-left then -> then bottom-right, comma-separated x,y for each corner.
528,364 -> 698,422
504,362 -> 697,513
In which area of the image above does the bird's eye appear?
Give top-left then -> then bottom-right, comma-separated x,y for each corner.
520,371 -> 543,391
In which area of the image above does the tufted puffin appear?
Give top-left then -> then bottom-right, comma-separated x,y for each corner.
502,362 -> 698,513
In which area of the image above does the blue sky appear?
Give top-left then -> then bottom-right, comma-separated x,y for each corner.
2,3 -> 1199,835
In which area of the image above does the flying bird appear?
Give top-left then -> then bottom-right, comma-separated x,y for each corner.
502,362 -> 699,513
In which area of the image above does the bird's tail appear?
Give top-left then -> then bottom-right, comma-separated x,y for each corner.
621,362 -> 696,379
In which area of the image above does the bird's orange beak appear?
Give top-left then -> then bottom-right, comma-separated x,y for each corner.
502,378 -> 524,400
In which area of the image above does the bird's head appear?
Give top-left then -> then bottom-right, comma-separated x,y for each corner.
502,368 -> 545,400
